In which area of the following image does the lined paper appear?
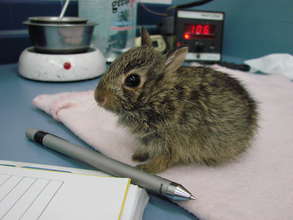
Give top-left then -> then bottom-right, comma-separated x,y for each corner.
0,166 -> 130,220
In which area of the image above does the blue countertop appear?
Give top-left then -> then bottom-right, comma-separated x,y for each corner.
0,63 -> 197,220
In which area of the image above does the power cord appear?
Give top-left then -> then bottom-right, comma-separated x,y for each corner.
140,2 -> 168,17
169,0 -> 215,10
140,0 -> 216,16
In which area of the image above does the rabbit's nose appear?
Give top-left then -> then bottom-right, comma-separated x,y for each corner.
95,91 -> 107,106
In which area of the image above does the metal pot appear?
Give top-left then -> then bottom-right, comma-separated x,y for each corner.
28,16 -> 88,24
24,17 -> 97,54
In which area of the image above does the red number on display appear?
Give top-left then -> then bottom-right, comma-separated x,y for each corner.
197,25 -> 203,34
183,24 -> 214,40
203,25 -> 210,35
191,24 -> 210,35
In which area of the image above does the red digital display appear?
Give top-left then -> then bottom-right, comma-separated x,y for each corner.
183,24 -> 215,40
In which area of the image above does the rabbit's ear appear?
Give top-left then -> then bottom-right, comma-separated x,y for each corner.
165,47 -> 188,72
141,27 -> 152,47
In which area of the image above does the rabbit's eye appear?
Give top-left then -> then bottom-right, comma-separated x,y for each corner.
124,74 -> 141,88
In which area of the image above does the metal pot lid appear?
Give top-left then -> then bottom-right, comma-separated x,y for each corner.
28,16 -> 88,24
23,21 -> 97,27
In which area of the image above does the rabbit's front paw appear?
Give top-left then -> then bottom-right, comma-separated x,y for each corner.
136,155 -> 172,173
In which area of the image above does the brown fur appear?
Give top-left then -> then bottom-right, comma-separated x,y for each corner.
94,28 -> 258,173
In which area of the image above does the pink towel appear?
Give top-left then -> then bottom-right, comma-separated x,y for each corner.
33,65 -> 293,220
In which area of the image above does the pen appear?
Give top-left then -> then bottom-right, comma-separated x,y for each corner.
26,128 -> 195,201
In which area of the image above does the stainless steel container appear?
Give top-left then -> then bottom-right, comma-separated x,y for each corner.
28,16 -> 88,24
24,17 -> 97,54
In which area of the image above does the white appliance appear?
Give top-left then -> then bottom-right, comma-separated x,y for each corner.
18,47 -> 105,82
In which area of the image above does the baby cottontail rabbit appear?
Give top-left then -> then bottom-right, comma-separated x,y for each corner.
95,28 -> 258,173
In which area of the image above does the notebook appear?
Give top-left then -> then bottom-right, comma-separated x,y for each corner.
0,160 -> 149,220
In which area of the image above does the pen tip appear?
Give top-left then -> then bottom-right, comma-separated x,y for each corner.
190,195 -> 196,200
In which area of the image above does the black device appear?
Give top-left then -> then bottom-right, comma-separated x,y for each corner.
161,9 -> 224,62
